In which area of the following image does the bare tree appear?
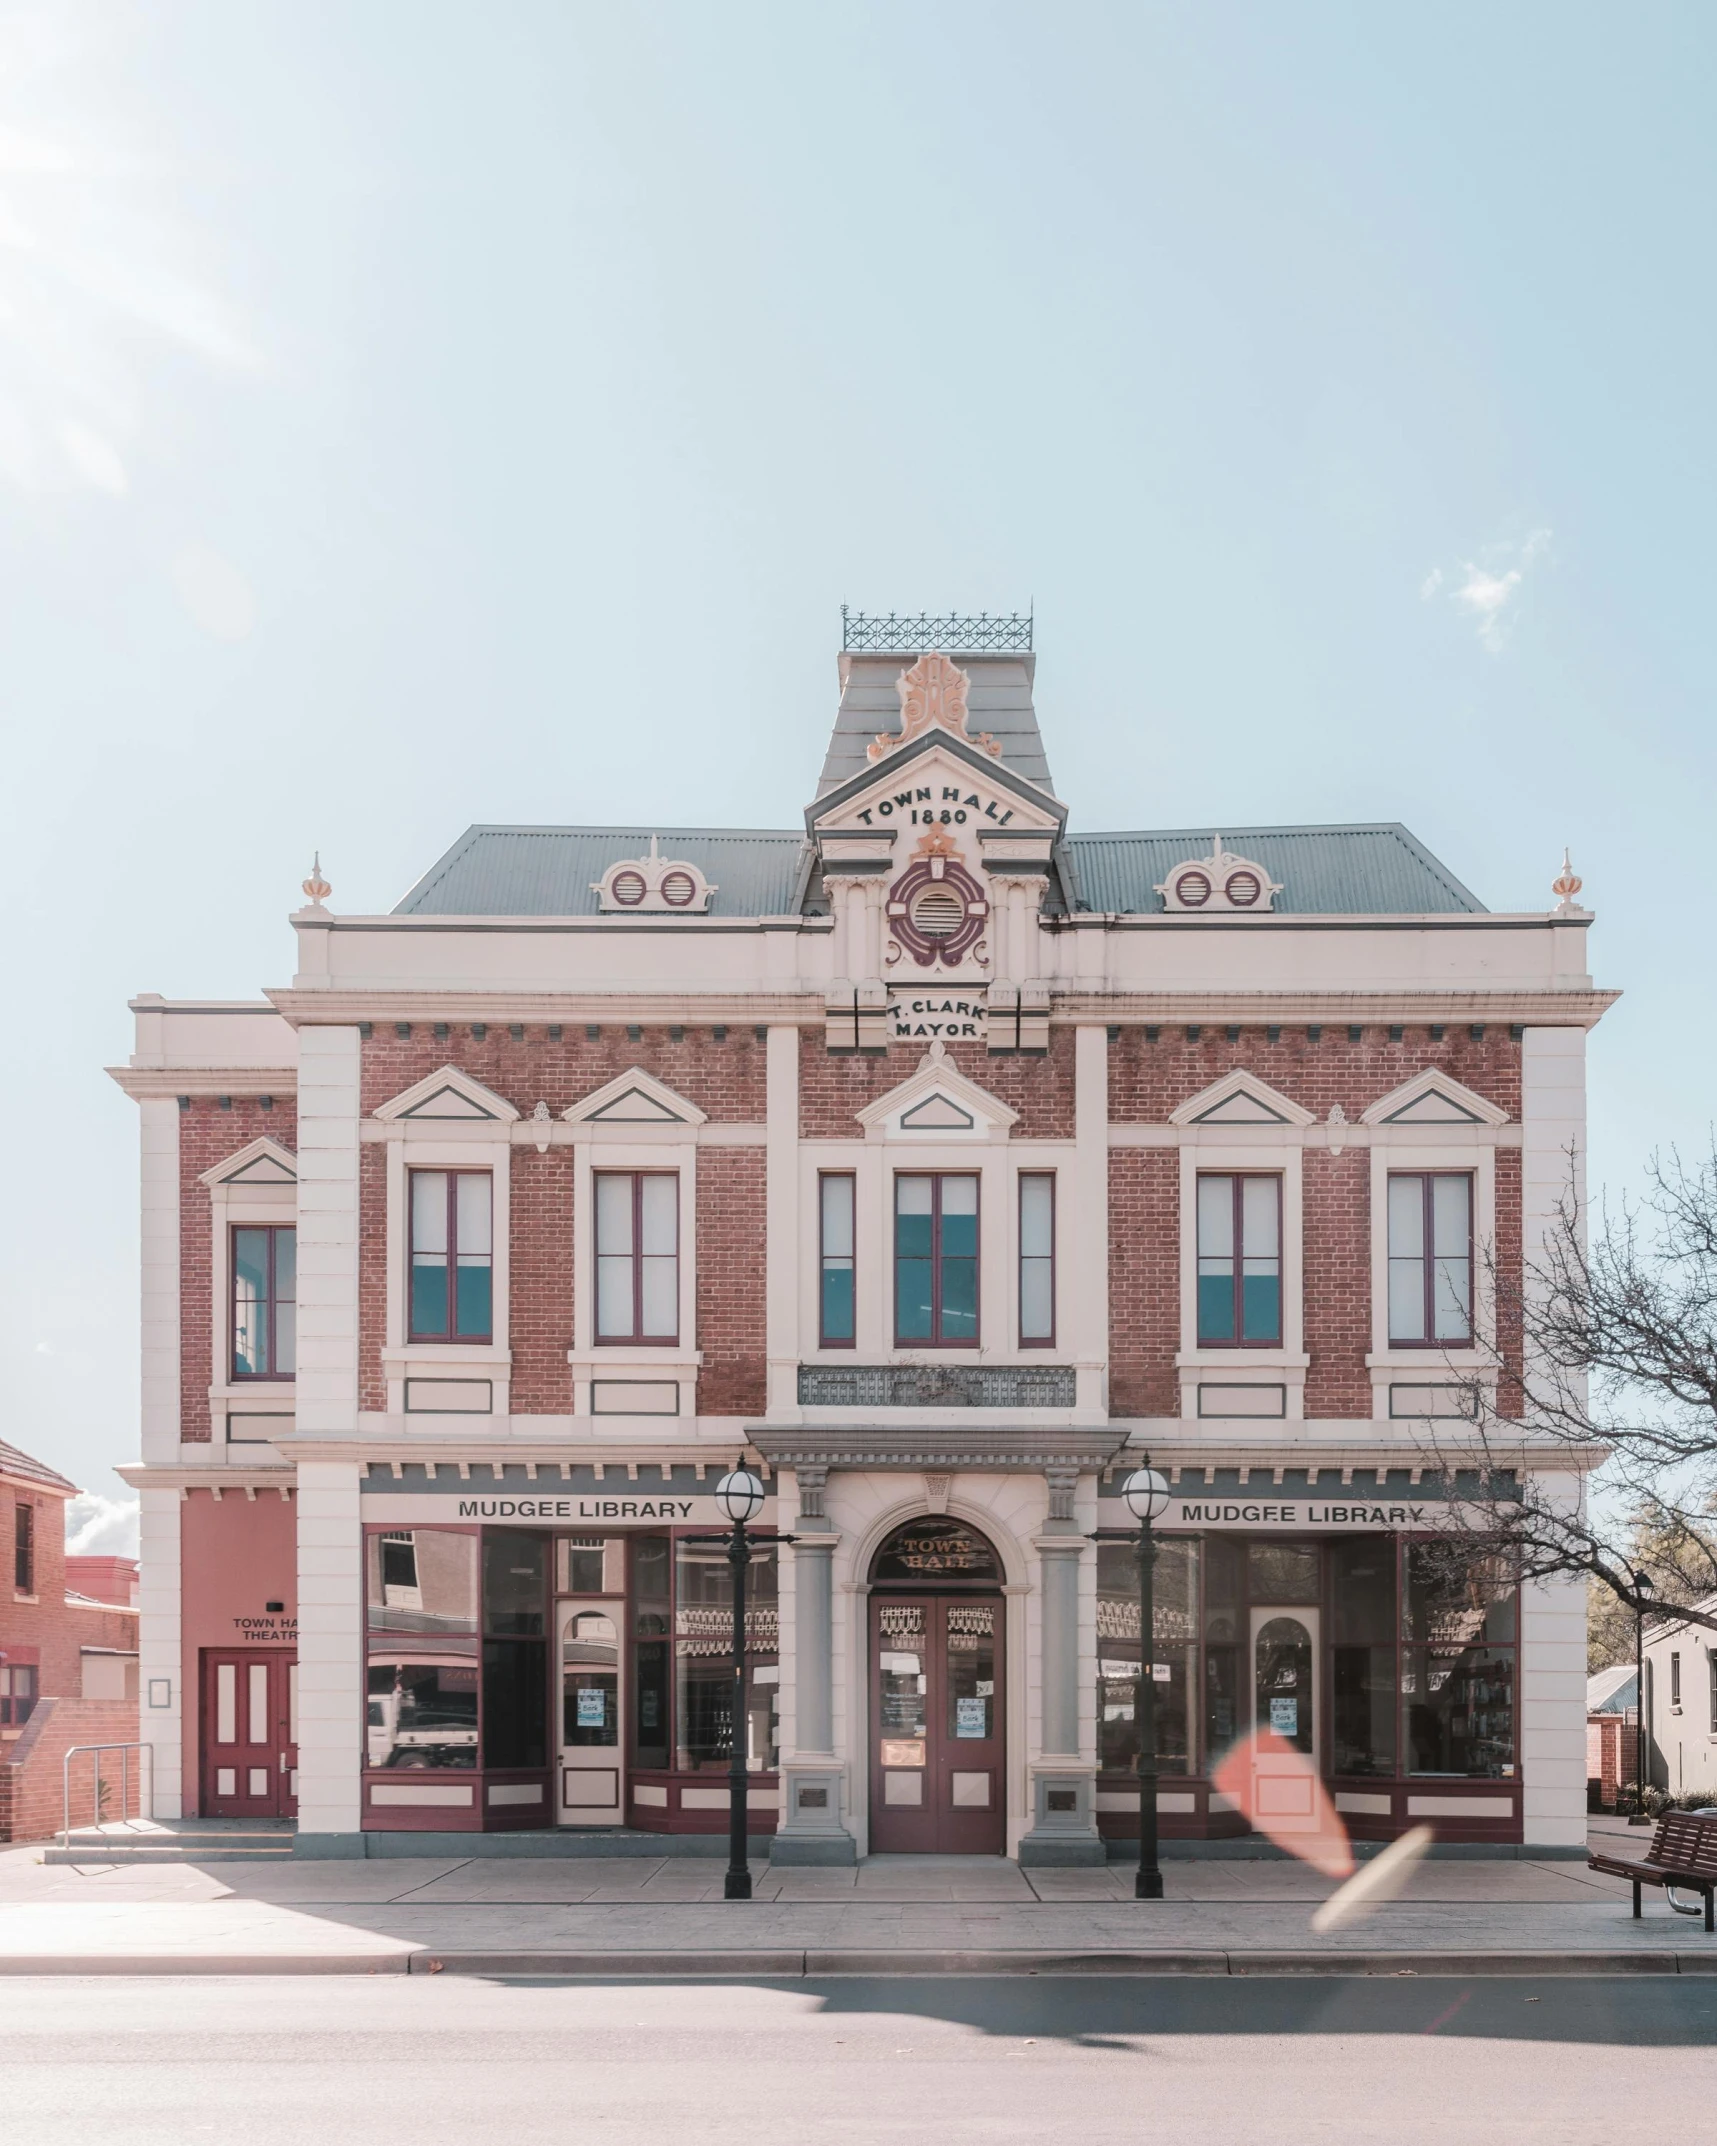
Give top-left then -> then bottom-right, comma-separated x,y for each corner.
1421,1144 -> 1717,1637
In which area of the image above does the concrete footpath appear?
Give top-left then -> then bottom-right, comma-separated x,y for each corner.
1,1820 -> 1710,1978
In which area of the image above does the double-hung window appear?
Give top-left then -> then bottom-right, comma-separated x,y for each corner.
232,1225 -> 296,1378
818,1174 -> 856,1347
14,1503 -> 34,1595
1196,1174 -> 1282,1345
1387,1172 -> 1473,1346
894,1173 -> 979,1346
1019,1174 -> 1055,1345
595,1172 -> 679,1344
409,1171 -> 493,1342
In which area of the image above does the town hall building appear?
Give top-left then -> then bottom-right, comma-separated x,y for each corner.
112,613 -> 1612,1861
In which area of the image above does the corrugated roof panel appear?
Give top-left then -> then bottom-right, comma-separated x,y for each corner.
394,827 -> 808,918
1064,824 -> 1485,916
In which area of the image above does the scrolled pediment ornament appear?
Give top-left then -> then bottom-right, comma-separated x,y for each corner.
868,650 -> 1003,765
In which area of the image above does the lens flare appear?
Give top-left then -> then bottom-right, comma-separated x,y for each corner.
1311,1825 -> 1436,1933
1210,1728 -> 1355,1879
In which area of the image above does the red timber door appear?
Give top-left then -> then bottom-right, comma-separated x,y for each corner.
870,1595 -> 1005,1853
201,1651 -> 298,1819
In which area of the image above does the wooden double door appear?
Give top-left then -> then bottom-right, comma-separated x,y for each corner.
869,1593 -> 1005,1853
201,1650 -> 298,1819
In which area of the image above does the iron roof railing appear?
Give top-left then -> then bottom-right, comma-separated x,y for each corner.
840,606 -> 1032,653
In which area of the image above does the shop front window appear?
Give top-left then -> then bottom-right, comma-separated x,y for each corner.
673,1538 -> 779,1772
1330,1537 -> 1397,1777
1402,1542 -> 1517,1777
1203,1536 -> 1244,1764
481,1532 -> 548,1770
1097,1538 -> 1197,1776
631,1536 -> 672,1769
365,1528 -> 480,1771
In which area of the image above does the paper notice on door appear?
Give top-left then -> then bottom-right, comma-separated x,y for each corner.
576,1688 -> 607,1729
955,1697 -> 987,1738
1270,1697 -> 1298,1738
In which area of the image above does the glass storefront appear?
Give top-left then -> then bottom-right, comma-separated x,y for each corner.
1096,1533 -> 1520,1800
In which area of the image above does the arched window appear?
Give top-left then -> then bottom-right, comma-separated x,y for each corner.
869,1517 -> 1001,1586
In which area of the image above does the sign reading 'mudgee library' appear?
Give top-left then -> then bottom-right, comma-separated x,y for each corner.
1096,1495 -> 1463,1533
357,1494 -> 749,1528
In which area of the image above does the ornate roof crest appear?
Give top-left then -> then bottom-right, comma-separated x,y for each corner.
591,834 -> 716,915
1551,847 -> 1584,912
868,651 -> 1003,764
1155,835 -> 1283,915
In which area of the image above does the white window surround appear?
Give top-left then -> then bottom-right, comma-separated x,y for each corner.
1175,1139 -> 1308,1420
1365,1134 -> 1500,1420
562,1065 -> 709,1131
1360,1068 -> 1511,1131
198,1138 -> 297,1448
1168,1069 -> 1316,1131
565,1139 -> 700,1415
371,1074 -> 516,1417
854,1041 -> 1018,1145
797,1140 -> 1075,1364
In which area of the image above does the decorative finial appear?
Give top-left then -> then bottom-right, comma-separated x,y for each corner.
1551,847 -> 1583,908
301,852 -> 331,905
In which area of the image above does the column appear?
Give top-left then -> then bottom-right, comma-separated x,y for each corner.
1071,1024 -> 1110,1421
770,1465 -> 856,1863
1018,1467 -> 1104,1865
293,1025 -> 364,1850
137,1486 -> 183,1818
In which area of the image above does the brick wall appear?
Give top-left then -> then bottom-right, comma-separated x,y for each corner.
1302,1147 -> 1372,1416
1107,1025 -> 1521,1124
695,1147 -> 767,1416
799,1027 -> 1077,1138
358,1025 -> 768,1121
0,1697 -> 142,1843
178,1096 -> 299,1443
3,1486 -> 137,1699
510,1142 -> 575,1413
1109,1149 -> 1179,1416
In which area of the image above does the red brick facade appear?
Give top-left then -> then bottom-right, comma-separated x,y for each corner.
1105,1025 -> 1521,1124
799,1028 -> 1078,1138
177,1095 -> 299,1443
1108,1148 -> 1179,1417
695,1146 -> 768,1415
3,1475 -> 137,1700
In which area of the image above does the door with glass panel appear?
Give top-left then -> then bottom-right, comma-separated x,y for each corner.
870,1596 -> 1005,1853
200,1650 -> 297,1819
1249,1606 -> 1320,1833
558,1536 -> 627,1825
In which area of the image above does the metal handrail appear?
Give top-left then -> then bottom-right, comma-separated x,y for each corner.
60,1742 -> 154,1850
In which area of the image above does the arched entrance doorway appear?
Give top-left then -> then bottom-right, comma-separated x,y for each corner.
867,1517 -> 1005,1854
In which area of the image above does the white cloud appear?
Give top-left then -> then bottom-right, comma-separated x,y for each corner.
1421,527 -> 1552,651
65,1493 -> 139,1557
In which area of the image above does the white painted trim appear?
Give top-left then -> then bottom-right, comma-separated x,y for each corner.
372,1064 -> 519,1124
1366,1137 -> 1496,1414
196,1135 -> 298,1189
1169,1068 -> 1316,1130
1361,1067 -> 1510,1128
568,1137 -> 699,1415
1176,1140 -> 1305,1418
563,1065 -> 708,1127
854,1042 -> 1018,1140
384,1136 -> 513,1415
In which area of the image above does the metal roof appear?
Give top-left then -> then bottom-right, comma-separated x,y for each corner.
817,654 -> 1056,798
0,1438 -> 78,1497
1064,824 -> 1485,916
394,827 -> 809,918
1587,1665 -> 1637,1715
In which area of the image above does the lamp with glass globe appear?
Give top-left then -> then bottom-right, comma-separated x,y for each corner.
1121,1464 -> 1171,1900
1632,1570 -> 1656,1824
713,1466 -> 766,1897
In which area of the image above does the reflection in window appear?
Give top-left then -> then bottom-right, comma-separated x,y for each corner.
595,1172 -> 679,1343
1402,1542 -> 1516,1777
365,1530 -> 477,1636
232,1225 -> 296,1377
1330,1538 -> 1397,1777
673,1540 -> 779,1772
894,1174 -> 979,1346
1196,1174 -> 1282,1345
1096,1539 -> 1196,1777
1388,1172 -> 1473,1345
409,1171 -> 493,1341
365,1661 -> 479,1769
819,1173 -> 856,1346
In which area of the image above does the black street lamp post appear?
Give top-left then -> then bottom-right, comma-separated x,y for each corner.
714,1466 -> 766,1899
1632,1571 -> 1655,1824
1122,1464 -> 1171,1901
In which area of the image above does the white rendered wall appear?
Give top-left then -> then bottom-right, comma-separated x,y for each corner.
293,1027 -> 363,1835
1520,1568 -> 1588,1847
137,1486 -> 183,1818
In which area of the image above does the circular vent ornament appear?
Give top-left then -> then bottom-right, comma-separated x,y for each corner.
592,838 -> 715,913
1224,869 -> 1261,908
609,869 -> 647,907
912,886 -> 966,937
1175,869 -> 1212,909
660,869 -> 697,908
1155,838 -> 1282,914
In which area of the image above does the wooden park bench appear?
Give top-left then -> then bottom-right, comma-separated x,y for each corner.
1589,1810 -> 1717,1932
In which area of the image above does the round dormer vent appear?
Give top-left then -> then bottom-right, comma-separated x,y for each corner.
609,869 -> 647,907
912,886 -> 966,938
1175,869 -> 1212,909
1224,869 -> 1261,908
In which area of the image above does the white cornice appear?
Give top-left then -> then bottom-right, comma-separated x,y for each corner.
107,1067 -> 298,1100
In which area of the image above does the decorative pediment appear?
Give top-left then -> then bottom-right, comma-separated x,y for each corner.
867,652 -> 1003,766
199,1137 -> 297,1189
1155,837 -> 1283,914
374,1067 -> 520,1124
1169,1070 -> 1316,1129
592,835 -> 715,915
1362,1070 -> 1509,1128
856,1041 -> 1017,1139
563,1067 -> 708,1127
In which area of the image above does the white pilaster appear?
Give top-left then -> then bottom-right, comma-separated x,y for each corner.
765,1025 -> 801,1415
1071,1024 -> 1109,1418
138,1486 -> 183,1818
293,1026 -> 363,1836
1520,1566 -> 1588,1847
1521,1027 -> 1587,1385
139,1099 -> 181,1462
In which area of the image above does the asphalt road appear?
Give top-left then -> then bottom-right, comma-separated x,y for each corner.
5,1975 -> 1715,2145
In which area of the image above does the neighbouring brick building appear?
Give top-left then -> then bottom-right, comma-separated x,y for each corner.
112,615 -> 1613,1862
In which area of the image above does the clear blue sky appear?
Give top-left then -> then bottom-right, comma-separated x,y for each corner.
4,3 -> 1712,1528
